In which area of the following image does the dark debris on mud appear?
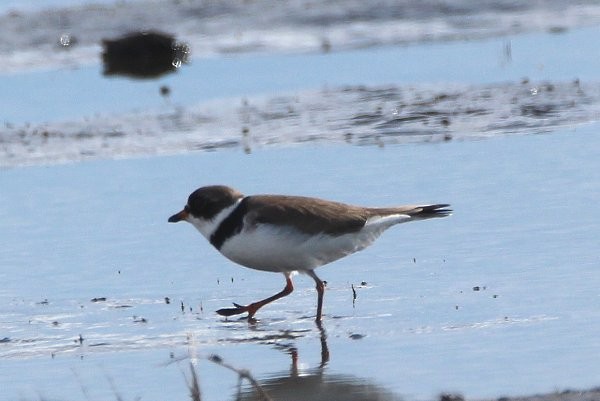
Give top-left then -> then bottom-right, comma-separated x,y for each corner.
1,79 -> 598,167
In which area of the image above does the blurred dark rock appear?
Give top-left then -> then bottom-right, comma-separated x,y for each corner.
101,31 -> 189,79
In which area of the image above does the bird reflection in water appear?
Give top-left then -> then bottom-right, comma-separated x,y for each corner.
228,322 -> 401,401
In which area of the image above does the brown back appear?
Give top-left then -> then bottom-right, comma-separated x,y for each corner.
244,195 -> 371,235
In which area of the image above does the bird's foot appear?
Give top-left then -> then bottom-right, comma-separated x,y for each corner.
216,302 -> 247,316
216,302 -> 259,320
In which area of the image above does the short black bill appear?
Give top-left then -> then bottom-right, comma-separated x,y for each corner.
168,209 -> 188,223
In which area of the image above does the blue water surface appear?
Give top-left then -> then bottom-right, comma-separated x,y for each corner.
1,125 -> 598,400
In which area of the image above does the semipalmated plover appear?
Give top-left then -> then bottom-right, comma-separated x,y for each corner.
168,185 -> 450,322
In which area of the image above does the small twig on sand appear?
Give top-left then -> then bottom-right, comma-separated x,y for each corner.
208,354 -> 273,401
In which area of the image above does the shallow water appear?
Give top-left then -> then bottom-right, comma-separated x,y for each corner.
3,25 -> 600,167
1,126 -> 599,400
3,78 -> 599,167
3,0 -> 600,73
2,7 -> 600,128
2,1 -> 600,400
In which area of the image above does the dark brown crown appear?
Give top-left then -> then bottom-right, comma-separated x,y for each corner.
187,185 -> 244,220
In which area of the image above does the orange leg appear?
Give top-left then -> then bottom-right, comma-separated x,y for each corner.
217,273 -> 294,320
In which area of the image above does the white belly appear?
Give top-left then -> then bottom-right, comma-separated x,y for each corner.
218,216 -> 404,273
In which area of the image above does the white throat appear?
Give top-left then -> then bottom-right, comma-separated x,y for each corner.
186,199 -> 242,240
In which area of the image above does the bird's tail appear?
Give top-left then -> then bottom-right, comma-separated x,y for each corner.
367,204 -> 452,222
411,204 -> 452,219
